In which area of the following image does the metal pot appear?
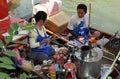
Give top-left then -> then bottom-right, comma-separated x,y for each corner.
80,46 -> 91,61
75,47 -> 103,79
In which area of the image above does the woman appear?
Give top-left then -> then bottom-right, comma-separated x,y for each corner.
29,11 -> 55,64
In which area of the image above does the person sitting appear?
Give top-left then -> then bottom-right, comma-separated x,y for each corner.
29,11 -> 55,65
67,4 -> 101,40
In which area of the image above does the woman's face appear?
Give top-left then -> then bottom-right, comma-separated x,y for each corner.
39,19 -> 44,25
77,9 -> 86,18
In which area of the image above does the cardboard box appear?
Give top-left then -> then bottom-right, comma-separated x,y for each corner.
44,11 -> 70,33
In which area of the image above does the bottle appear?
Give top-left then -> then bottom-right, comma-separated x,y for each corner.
66,69 -> 73,79
71,53 -> 75,63
49,64 -> 56,79
58,54 -> 65,66
64,59 -> 75,79
56,65 -> 66,79
60,69 -> 66,79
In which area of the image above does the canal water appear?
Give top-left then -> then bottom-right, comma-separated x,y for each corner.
8,0 -> 120,35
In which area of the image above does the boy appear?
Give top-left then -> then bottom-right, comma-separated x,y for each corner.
67,4 -> 100,40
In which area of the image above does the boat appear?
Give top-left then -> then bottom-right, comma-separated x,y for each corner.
21,1 -> 120,79
0,0 -> 120,79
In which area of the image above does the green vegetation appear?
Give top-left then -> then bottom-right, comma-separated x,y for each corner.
0,22 -> 35,79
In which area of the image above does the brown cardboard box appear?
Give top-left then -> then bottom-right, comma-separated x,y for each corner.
44,11 -> 70,33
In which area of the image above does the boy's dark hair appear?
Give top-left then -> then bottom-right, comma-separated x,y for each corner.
77,4 -> 87,13
35,11 -> 47,22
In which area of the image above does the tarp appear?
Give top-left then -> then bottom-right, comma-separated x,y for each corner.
0,0 -> 10,31
0,0 -> 8,19
33,0 -> 62,16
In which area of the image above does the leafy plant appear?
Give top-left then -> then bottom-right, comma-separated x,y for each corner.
20,73 -> 37,79
0,72 -> 11,79
0,22 -> 34,79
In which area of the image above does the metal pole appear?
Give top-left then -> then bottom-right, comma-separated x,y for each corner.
88,3 -> 91,28
32,0 -> 34,17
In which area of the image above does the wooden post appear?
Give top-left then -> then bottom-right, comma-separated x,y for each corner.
88,3 -> 91,28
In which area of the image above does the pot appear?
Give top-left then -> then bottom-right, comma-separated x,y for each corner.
75,47 -> 103,79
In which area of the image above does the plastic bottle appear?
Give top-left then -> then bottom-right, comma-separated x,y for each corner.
49,64 -> 56,79
60,69 -> 66,79
64,59 -> 75,79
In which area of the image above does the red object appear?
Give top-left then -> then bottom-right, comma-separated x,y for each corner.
53,54 -> 59,61
0,18 -> 10,31
0,0 -> 9,31
0,0 -> 27,49
64,61 -> 75,79
14,36 -> 29,49
0,0 -> 8,19
0,0 -> 25,31
58,55 -> 65,65
0,17 -> 25,31
66,70 -> 73,79
49,65 -> 56,78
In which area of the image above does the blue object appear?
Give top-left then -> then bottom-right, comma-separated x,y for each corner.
55,63 -> 59,71
73,21 -> 89,40
31,28 -> 50,56
11,56 -> 20,68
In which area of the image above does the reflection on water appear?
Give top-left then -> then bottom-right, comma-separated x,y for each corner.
8,0 -> 20,10
8,0 -> 20,16
9,0 -> 43,17
8,0 -> 120,34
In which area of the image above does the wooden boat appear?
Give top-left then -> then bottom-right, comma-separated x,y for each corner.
26,1 -> 120,79
0,0 -> 120,79
22,1 -> 120,79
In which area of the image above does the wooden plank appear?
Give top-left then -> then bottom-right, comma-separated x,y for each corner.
102,48 -> 115,60
90,27 -> 112,38
46,28 -> 69,43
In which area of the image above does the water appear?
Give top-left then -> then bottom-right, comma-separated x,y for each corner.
8,0 -> 120,35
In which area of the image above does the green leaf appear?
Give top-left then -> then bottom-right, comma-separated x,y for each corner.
0,72 -> 11,79
7,44 -> 19,47
18,23 -> 23,28
0,39 -> 4,48
27,74 -> 36,78
0,63 -> 15,70
7,28 -> 13,35
20,73 -> 36,79
3,51 -> 16,57
0,57 -> 14,64
20,73 -> 27,79
10,23 -> 19,31
107,76 -> 112,79
28,74 -> 32,78
11,40 -> 27,44
22,23 -> 35,30
5,36 -> 13,44
22,26 -> 35,30
26,23 -> 31,26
